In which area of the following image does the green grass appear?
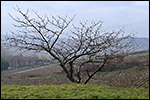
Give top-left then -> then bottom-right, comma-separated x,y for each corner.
1,84 -> 149,99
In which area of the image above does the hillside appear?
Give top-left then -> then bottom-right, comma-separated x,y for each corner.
1,36 -> 149,57
1,50 -> 149,99
1,37 -> 149,71
1,51 -> 149,88
129,37 -> 149,51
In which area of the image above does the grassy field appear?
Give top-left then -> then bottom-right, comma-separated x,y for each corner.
1,83 -> 149,99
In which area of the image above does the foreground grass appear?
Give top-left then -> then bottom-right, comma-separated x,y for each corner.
1,84 -> 149,99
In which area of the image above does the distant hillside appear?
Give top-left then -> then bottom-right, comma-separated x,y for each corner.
133,37 -> 149,51
121,37 -> 149,51
1,36 -> 149,56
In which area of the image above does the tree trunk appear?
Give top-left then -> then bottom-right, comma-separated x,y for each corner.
84,58 -> 107,84
60,64 -> 77,83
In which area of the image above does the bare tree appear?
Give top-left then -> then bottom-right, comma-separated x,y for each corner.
4,6 -> 137,84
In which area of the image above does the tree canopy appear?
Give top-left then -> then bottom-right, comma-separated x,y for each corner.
4,6 -> 138,83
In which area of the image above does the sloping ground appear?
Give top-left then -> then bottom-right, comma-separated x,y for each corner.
1,52 -> 149,88
89,67 -> 149,88
1,64 -> 67,85
1,84 -> 149,99
1,66 -> 149,88
1,63 -> 59,75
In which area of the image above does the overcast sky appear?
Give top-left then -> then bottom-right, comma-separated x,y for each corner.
1,1 -> 149,38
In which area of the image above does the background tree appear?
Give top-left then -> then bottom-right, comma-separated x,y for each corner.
1,58 -> 9,71
4,6 -> 137,84
1,45 -> 11,71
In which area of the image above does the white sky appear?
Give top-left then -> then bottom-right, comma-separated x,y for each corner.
1,1 -> 149,38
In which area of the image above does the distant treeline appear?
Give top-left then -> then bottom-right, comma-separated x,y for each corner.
1,50 -> 149,71
1,58 -> 9,71
1,54 -> 50,71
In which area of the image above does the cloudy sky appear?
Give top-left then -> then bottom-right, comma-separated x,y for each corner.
1,1 -> 149,38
